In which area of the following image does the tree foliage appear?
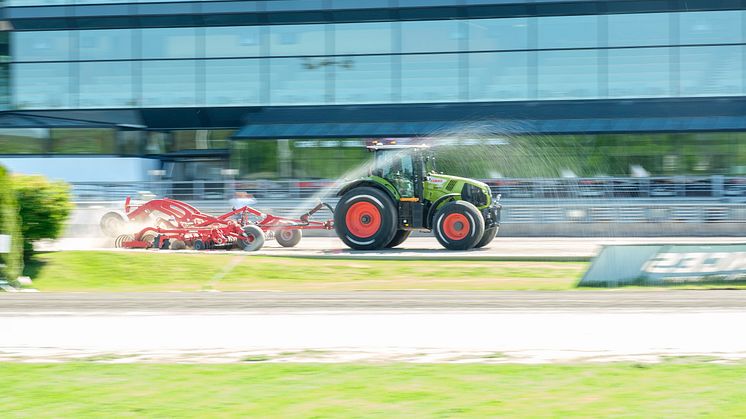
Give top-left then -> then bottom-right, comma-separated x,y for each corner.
0,166 -> 23,282
12,174 -> 72,260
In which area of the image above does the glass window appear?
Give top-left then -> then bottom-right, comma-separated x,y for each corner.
537,50 -> 599,99
680,11 -> 743,45
679,46 -> 743,97
50,129 -> 117,154
401,20 -> 464,53
0,129 -> 48,154
269,57 -> 327,105
467,18 -> 529,51
538,15 -> 598,48
608,48 -> 671,98
205,26 -> 263,58
401,54 -> 460,103
608,13 -> 671,47
79,29 -> 133,60
334,22 -> 393,55
334,55 -> 392,104
141,28 -> 197,59
269,24 -> 327,56
118,130 -> 144,156
142,60 -> 197,107
205,59 -> 261,106
13,63 -> 72,109
12,31 -> 71,62
78,61 -> 135,108
468,51 -> 529,101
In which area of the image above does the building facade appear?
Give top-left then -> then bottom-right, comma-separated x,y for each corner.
1,0 -> 746,181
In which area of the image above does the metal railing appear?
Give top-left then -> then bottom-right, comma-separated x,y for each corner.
69,176 -> 746,203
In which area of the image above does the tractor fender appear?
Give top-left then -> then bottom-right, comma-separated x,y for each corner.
425,193 -> 460,230
336,180 -> 398,204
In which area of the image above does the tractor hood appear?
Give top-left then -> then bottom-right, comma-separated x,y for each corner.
426,173 -> 493,207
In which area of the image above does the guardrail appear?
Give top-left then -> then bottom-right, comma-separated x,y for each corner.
69,176 -> 746,203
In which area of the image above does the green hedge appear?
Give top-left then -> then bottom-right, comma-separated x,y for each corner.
0,166 -> 23,282
12,174 -> 73,261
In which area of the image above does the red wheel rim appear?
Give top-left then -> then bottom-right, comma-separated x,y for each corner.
443,213 -> 470,241
345,201 -> 382,238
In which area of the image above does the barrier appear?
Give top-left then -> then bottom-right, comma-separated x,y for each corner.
579,244 -> 746,287
0,234 -> 10,254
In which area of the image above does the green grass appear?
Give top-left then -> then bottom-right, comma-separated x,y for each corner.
25,251 -> 585,292
2,362 -> 746,418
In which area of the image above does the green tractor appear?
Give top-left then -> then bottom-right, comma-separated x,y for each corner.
334,142 -> 501,251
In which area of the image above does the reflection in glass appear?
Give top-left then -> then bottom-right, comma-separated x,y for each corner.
680,11 -> 743,45
467,17 -> 529,51
0,128 -> 48,154
401,20 -> 464,53
270,57 -> 327,105
12,31 -> 71,62
468,51 -> 529,101
79,29 -> 133,60
50,128 -> 117,154
205,26 -> 263,58
608,48 -> 671,98
78,61 -> 135,108
608,13 -> 670,47
269,24 -> 327,56
538,50 -> 598,99
538,15 -> 598,48
142,60 -> 197,106
680,46 -> 743,97
141,28 -> 197,59
205,59 -> 262,105
401,54 -> 460,103
13,63 -> 71,108
334,55 -> 392,104
334,22 -> 393,55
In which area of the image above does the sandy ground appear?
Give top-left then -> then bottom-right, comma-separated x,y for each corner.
36,236 -> 746,259
4,291 -> 746,364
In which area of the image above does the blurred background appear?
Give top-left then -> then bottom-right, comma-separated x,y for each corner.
1,0 -> 745,235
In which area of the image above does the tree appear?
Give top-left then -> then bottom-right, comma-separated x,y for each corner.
12,174 -> 73,261
0,166 -> 23,282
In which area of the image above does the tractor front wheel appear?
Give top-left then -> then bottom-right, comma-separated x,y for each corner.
474,226 -> 498,249
276,229 -> 302,248
433,201 -> 485,251
334,187 -> 397,251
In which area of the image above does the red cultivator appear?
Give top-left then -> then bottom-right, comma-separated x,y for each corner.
100,197 -> 334,251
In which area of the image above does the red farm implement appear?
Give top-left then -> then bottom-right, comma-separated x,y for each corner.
100,197 -> 334,251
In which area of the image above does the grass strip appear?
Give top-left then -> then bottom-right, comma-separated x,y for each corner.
2,362 -> 745,418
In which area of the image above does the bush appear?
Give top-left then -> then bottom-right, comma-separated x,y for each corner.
0,166 -> 23,282
12,174 -> 73,260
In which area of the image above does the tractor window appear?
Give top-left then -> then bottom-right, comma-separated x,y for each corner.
379,152 -> 415,198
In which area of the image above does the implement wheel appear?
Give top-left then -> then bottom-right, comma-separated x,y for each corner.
100,212 -> 127,237
385,230 -> 411,248
334,187 -> 397,250
433,201 -> 485,251
114,234 -> 134,248
276,229 -> 302,248
239,225 -> 265,251
474,226 -> 498,249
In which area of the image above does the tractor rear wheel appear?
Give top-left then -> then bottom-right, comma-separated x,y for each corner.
334,187 -> 397,250
433,201 -> 485,251
474,226 -> 498,249
239,225 -> 265,251
385,230 -> 411,248
100,212 -> 127,237
276,229 -> 302,248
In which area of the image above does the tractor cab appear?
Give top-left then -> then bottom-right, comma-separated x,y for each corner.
367,143 -> 432,200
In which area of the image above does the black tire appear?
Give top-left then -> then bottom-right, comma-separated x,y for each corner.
193,239 -> 205,251
433,201 -> 485,251
100,212 -> 127,237
385,230 -> 411,248
276,229 -> 302,248
239,225 -> 265,251
334,186 -> 397,250
170,239 -> 186,250
474,226 -> 498,249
